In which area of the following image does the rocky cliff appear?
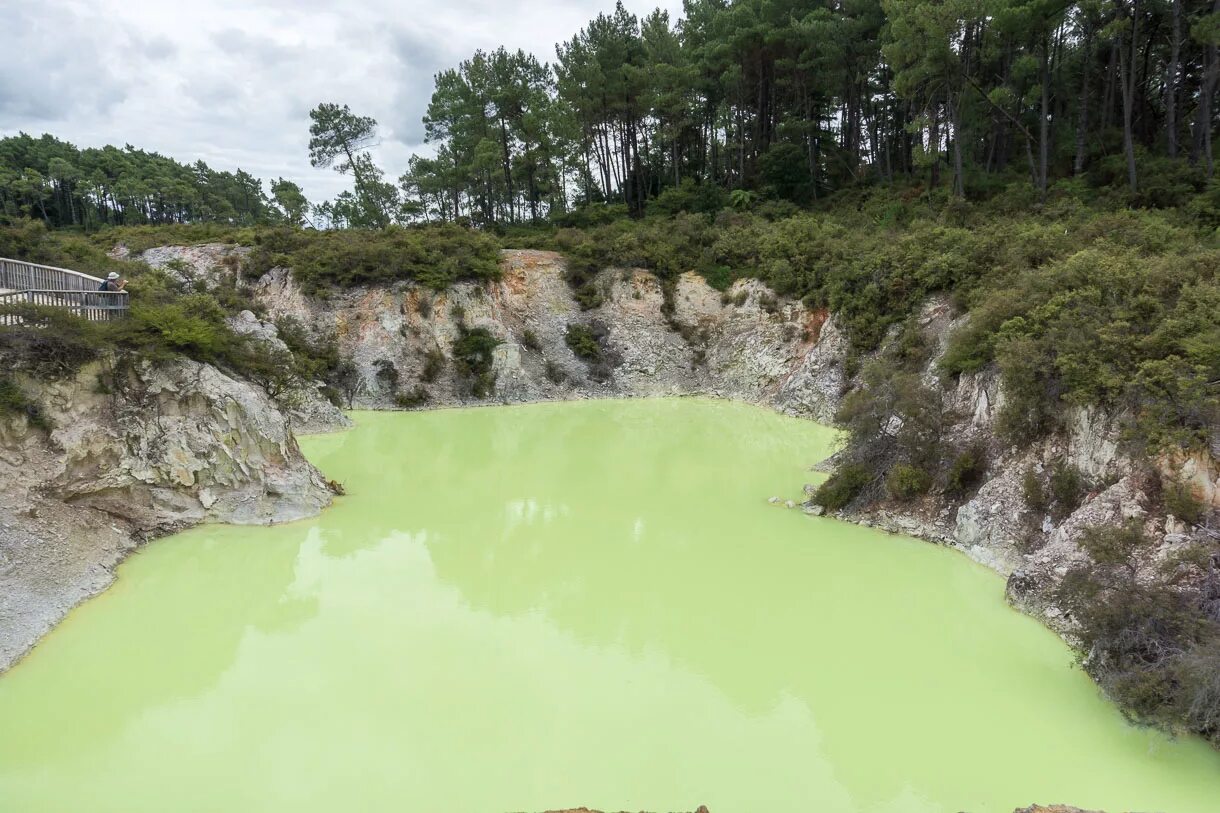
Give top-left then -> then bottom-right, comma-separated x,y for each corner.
254,249 -> 849,421
246,247 -> 1218,637
0,356 -> 333,671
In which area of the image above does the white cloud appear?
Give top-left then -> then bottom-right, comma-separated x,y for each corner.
1,0 -> 683,203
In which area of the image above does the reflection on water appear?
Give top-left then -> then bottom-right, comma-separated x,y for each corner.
1,399 -> 1219,813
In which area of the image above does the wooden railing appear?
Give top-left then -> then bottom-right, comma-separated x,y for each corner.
0,257 -> 129,325
0,290 -> 130,325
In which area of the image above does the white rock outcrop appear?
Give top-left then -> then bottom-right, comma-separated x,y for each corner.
0,357 -> 333,671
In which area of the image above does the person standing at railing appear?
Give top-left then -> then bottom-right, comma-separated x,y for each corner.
97,272 -> 127,292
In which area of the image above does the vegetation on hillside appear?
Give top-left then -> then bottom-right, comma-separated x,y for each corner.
1058,520 -> 1220,748
0,222 -> 344,425
0,0 -> 1218,749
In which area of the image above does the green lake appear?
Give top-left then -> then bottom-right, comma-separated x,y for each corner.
2,398 -> 1219,812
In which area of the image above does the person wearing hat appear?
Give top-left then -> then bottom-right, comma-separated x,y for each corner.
97,272 -> 127,292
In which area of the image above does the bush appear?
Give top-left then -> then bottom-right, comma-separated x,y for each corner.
945,445 -> 987,497
886,464 -> 932,501
1057,522 -> 1220,746
545,360 -> 566,384
1049,461 -> 1086,520
520,329 -> 541,351
1163,478 -> 1205,525
421,348 -> 445,382
0,305 -> 101,377
564,323 -> 602,361
0,376 -> 49,430
373,358 -> 400,391
248,224 -> 501,293
813,464 -> 873,511
1022,467 -> 1049,514
395,386 -> 430,408
452,327 -> 501,398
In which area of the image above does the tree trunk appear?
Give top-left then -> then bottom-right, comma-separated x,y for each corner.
1118,0 -> 1139,193
1075,26 -> 1093,175
1039,31 -> 1051,200
950,96 -> 965,198
1192,0 -> 1220,175
1165,0 -> 1182,157
929,103 -> 941,188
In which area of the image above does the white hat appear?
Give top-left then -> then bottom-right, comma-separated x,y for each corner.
107,272 -> 120,280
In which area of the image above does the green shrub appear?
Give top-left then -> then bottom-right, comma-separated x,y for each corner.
373,358 -> 400,391
452,327 -> 501,398
886,464 -> 932,501
1163,478 -> 1205,525
945,445 -> 987,497
247,224 -> 501,293
274,317 -> 340,383
1049,461 -> 1086,520
395,386 -> 430,408
0,376 -> 49,430
564,323 -> 602,361
420,348 -> 445,383
813,464 -> 873,511
520,329 -> 541,352
1057,522 -> 1220,746
544,360 -> 566,384
0,305 -> 101,377
1022,467 -> 1049,514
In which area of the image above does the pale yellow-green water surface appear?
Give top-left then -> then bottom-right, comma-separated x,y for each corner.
2,399 -> 1220,813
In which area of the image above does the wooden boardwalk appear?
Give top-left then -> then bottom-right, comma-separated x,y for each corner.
0,258 -> 129,325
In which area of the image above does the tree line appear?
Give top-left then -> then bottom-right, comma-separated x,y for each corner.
0,133 -> 311,228
382,0 -> 1217,223
5,0 -> 1217,231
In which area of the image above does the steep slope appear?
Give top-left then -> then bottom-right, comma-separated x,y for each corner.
0,357 -> 333,671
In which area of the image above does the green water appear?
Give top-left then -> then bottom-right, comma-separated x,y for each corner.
2,400 -> 1219,813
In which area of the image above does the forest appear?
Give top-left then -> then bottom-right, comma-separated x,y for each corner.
2,0 -> 1218,229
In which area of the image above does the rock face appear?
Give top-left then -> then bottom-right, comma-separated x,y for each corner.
227,310 -> 352,434
249,247 -> 1220,637
111,242 -> 252,289
69,241 -> 1220,656
0,357 -> 332,671
254,249 -> 848,421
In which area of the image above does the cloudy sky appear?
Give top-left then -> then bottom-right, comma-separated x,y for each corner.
2,0 -> 683,202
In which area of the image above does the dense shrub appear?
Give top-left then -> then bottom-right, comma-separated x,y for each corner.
395,386 -> 431,408
0,305 -> 101,377
1022,467 -> 1049,514
945,445 -> 987,497
420,348 -> 446,383
1163,478 -> 1205,525
373,358 -> 400,392
886,464 -> 932,501
812,464 -> 873,511
0,376 -> 49,430
836,358 -> 945,468
248,224 -> 501,293
1057,523 -> 1220,746
452,327 -> 501,398
1049,461 -> 1086,521
564,323 -> 602,361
